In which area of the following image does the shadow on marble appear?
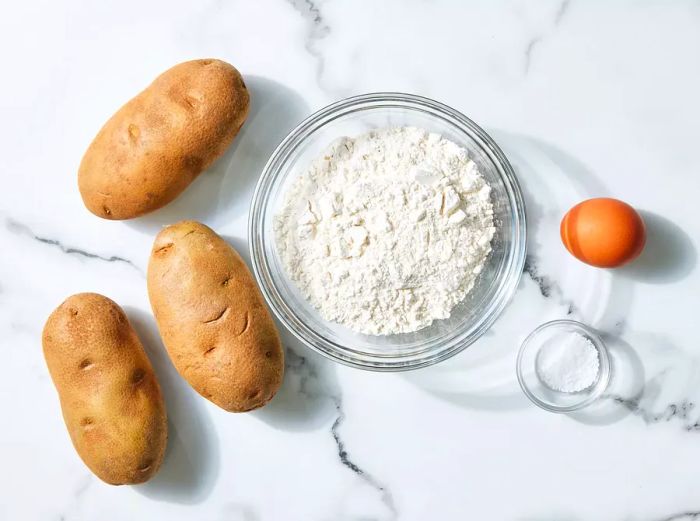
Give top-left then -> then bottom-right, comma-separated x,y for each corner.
222,234 -> 253,270
123,76 -> 310,236
214,75 -> 310,224
494,131 -> 631,320
519,516 -> 582,521
571,328 -> 700,429
570,334 -> 646,426
490,130 -> 609,249
496,134 -> 654,425
252,335 -> 341,432
404,133 -> 627,412
595,331 -> 700,430
423,388 -> 530,412
219,502 -> 261,521
125,306 -> 220,504
489,133 -> 697,286
619,211 -> 697,284
403,328 -> 531,412
220,234 -> 342,431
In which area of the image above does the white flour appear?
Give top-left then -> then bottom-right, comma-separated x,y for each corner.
274,126 -> 496,335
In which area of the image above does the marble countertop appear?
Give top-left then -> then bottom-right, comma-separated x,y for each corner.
2,1 -> 699,519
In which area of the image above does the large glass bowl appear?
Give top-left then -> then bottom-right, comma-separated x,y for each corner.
249,92 -> 526,371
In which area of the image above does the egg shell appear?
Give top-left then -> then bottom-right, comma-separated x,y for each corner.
560,198 -> 646,268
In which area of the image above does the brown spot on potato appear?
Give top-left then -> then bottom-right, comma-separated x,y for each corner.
131,368 -> 146,384
103,205 -> 111,216
69,308 -> 79,317
265,350 -> 273,358
155,243 -> 174,255
222,276 -> 231,287
170,90 -> 199,112
248,389 -> 261,400
203,307 -> 228,324
166,85 -> 203,114
235,311 -> 250,336
182,155 -> 203,173
81,417 -> 94,428
109,306 -> 126,324
204,346 -> 216,356
137,461 -> 152,472
79,359 -> 93,370
201,59 -> 213,66
127,124 -> 140,143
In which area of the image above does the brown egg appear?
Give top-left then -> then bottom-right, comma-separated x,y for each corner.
560,198 -> 646,268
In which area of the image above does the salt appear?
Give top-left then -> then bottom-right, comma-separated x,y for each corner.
535,332 -> 600,393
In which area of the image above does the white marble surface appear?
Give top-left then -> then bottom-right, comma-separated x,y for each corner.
1,1 -> 700,519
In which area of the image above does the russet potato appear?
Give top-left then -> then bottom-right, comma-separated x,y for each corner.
78,59 -> 249,220
42,293 -> 168,485
147,221 -> 284,412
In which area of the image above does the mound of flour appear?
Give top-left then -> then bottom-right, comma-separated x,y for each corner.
274,126 -> 495,335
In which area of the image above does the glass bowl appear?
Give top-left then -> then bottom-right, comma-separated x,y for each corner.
249,92 -> 527,371
516,320 -> 611,412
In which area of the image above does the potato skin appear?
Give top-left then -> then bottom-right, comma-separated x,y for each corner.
147,221 -> 284,412
78,59 -> 250,220
42,294 -> 168,485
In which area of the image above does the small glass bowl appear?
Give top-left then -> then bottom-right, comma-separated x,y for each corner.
516,320 -> 611,412
249,92 -> 527,371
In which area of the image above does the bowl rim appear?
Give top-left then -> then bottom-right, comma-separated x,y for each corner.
516,319 -> 612,412
249,91 -> 527,371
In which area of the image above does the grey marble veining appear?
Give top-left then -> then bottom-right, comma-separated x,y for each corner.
286,0 -> 333,96
6,217 -> 143,274
286,347 -> 398,518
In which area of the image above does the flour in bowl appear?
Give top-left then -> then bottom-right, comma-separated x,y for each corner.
274,126 -> 496,335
